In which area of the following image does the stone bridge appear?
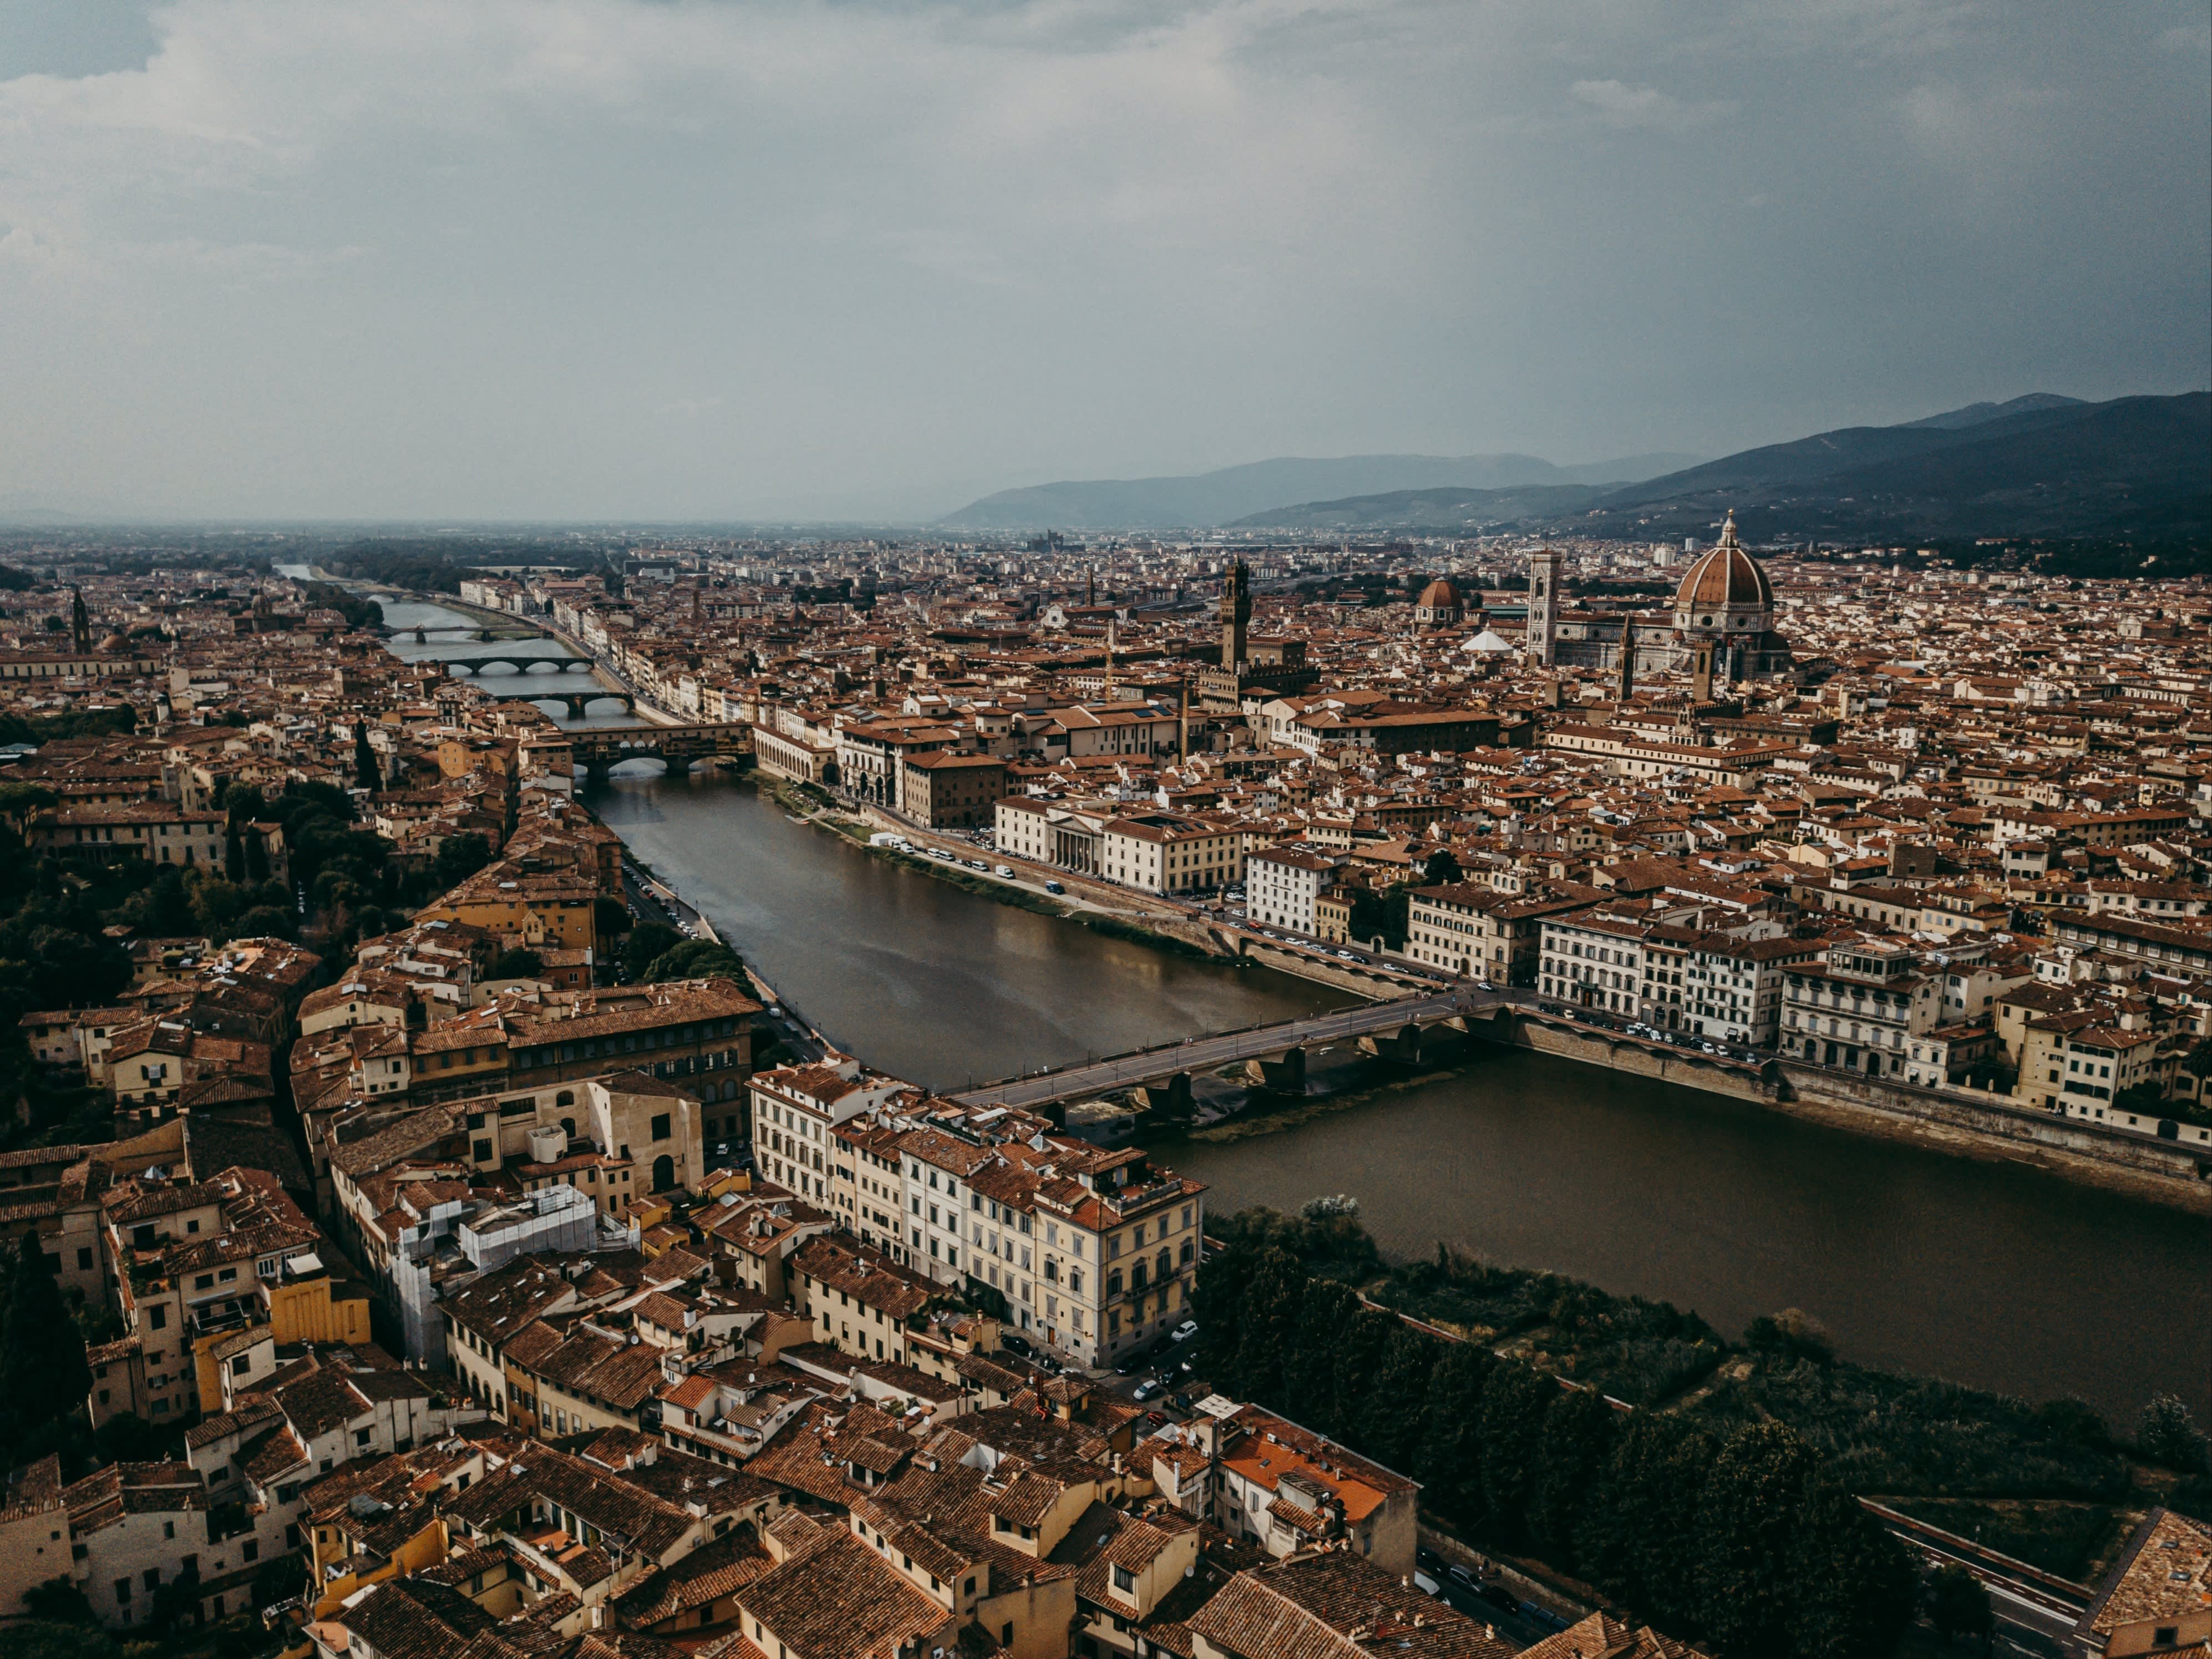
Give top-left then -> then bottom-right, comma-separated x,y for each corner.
489,687 -> 637,719
565,721 -> 753,782
950,989 -> 1506,1110
431,655 -> 596,676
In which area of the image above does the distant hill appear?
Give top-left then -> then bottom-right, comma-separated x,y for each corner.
1232,483 -> 1609,530
937,451 -> 1703,530
1899,392 -> 2088,430
1572,393 -> 2209,541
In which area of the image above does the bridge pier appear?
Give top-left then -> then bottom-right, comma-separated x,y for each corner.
1134,1072 -> 1193,1117
1358,1022 -> 1425,1064
1243,1044 -> 1307,1094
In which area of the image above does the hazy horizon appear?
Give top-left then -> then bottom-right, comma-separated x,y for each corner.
4,1 -> 2207,522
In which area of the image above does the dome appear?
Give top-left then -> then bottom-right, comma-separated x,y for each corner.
1673,511 -> 1773,633
1415,578 -> 1462,611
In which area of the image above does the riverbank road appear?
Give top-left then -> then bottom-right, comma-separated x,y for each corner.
954,986 -> 1504,1108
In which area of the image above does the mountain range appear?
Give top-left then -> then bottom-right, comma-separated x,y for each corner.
935,451 -> 1704,531
1227,392 -> 2208,540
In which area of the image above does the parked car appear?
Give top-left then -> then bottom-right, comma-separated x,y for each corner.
994,865 -> 1014,878
1000,1332 -> 1032,1357
1416,1548 -> 1445,1575
1144,1409 -> 1169,1426
1132,1379 -> 1162,1402
1475,1584 -> 1520,1615
1044,880 -> 1065,894
1170,1320 -> 1198,1343
1518,1601 -> 1570,1634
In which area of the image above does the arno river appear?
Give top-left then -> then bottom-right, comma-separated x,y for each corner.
364,590 -> 2210,1423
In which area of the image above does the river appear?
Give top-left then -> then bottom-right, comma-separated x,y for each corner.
341,585 -> 2212,1424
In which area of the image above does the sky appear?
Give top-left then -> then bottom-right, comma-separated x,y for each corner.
1,0 -> 2207,522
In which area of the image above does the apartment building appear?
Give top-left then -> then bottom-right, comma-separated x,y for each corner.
1407,882 -> 1586,985
1781,942 -> 1943,1076
1148,1403 -> 1420,1574
748,1058 -> 909,1210
1102,813 -> 1246,895
898,751 -> 1008,828
1246,845 -> 1339,936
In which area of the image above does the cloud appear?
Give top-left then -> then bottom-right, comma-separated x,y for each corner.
1570,77 -> 1732,131
0,0 -> 2202,518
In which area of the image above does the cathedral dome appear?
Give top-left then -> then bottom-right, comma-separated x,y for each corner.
1413,578 -> 1463,627
1673,512 -> 1773,634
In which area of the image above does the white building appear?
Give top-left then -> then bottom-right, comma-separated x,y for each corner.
1246,846 -> 1338,936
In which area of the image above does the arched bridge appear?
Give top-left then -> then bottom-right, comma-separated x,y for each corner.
951,988 -> 1506,1109
487,687 -> 637,719
432,655 -> 596,676
564,722 -> 753,781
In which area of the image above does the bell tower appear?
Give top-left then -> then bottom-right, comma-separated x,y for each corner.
1219,560 -> 1251,671
1526,548 -> 1561,667
70,586 -> 92,653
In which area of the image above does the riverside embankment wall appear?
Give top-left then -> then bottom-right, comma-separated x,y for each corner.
1489,1011 -> 2210,1209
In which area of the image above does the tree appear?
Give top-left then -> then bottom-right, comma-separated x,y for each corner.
595,896 -> 632,939
93,1411 -> 176,1464
623,921 -> 684,981
18,1581 -> 94,1625
1530,1385 -> 1616,1574
640,940 -> 745,983
224,826 -> 246,882
431,833 -> 492,891
490,947 -> 545,980
1413,1342 -> 1495,1529
148,1565 -> 202,1633
0,1621 -> 124,1659
1787,1475 -> 1917,1659
2137,1393 -> 2211,1473
1476,1361 -> 1557,1547
2032,1396 -> 2108,1450
251,1553 -> 306,1611
352,719 -> 381,793
1693,1421 -> 1822,1658
1283,1278 -> 1364,1434
1922,1564 -> 1992,1647
243,828 -> 271,884
0,1232 -> 94,1447
1581,1411 -> 1719,1632
1188,1238 -> 1253,1393
0,783 -> 57,855
1225,1248 -> 1308,1407
1357,1325 -> 1441,1477
1744,1307 -> 1836,1367
231,905 -> 295,941
1419,848 -> 1462,886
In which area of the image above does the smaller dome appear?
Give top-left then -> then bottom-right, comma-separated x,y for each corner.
1415,577 -> 1462,611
